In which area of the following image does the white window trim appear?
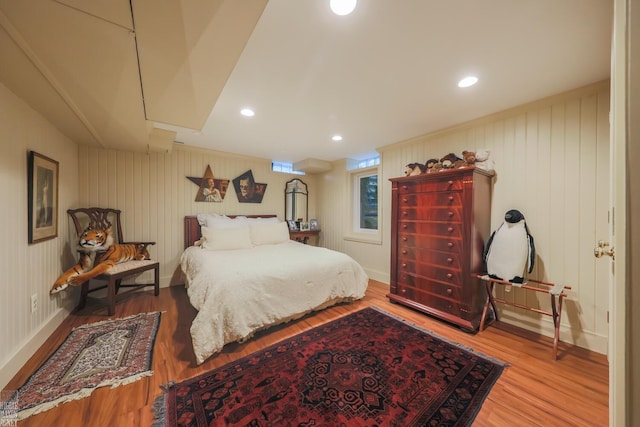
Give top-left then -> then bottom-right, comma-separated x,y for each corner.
344,166 -> 382,245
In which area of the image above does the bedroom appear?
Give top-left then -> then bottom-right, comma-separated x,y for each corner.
0,0 -> 638,425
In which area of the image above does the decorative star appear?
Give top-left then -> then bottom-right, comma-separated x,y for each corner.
187,165 -> 229,202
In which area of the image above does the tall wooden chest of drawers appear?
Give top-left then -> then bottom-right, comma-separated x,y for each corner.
388,167 -> 494,331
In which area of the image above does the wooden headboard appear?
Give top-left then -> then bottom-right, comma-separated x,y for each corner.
184,215 -> 278,249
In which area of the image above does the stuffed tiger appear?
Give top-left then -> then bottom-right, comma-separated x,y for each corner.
50,226 -> 150,294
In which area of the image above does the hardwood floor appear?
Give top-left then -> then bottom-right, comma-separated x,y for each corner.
4,280 -> 608,426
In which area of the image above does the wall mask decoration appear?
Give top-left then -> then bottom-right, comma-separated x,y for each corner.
187,165 -> 229,202
232,170 -> 267,203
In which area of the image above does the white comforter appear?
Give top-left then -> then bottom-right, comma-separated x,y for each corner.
180,241 -> 369,364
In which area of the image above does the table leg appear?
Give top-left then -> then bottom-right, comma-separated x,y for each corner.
480,281 -> 496,331
551,294 -> 564,360
488,282 -> 498,321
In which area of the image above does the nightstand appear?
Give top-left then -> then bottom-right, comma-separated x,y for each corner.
289,229 -> 320,244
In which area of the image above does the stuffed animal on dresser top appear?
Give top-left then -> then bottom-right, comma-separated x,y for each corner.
424,158 -> 441,173
460,150 -> 477,167
474,149 -> 495,171
440,152 -> 465,169
404,162 -> 426,176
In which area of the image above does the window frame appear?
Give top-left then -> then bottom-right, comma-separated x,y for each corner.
345,165 -> 381,244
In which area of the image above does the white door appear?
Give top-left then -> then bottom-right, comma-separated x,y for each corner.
607,0 -> 628,424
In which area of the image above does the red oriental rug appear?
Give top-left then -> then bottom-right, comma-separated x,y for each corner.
153,307 -> 504,426
5,312 -> 161,421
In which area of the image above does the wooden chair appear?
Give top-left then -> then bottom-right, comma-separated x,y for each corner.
67,207 -> 159,315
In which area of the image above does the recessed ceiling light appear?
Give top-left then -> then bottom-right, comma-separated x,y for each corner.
458,76 -> 478,88
330,0 -> 357,16
240,108 -> 255,117
332,135 -> 343,142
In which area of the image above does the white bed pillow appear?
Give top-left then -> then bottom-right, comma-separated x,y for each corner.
205,215 -> 249,230
200,215 -> 278,229
246,216 -> 279,224
201,226 -> 253,251
197,213 -> 222,226
250,221 -> 291,246
197,213 -> 242,228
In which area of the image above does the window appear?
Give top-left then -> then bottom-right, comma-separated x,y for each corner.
356,172 -> 378,231
345,155 -> 380,243
346,156 -> 380,171
272,161 -> 305,175
347,165 -> 380,244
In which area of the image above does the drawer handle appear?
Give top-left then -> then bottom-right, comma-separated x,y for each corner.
447,180 -> 453,186
403,211 -> 408,216
401,288 -> 407,294
402,224 -> 408,229
402,263 -> 407,268
446,288 -> 453,295
448,211 -> 454,217
446,273 -> 453,279
402,236 -> 407,241
447,258 -> 453,263
448,227 -> 454,233
402,198 -> 408,203
448,196 -> 454,201
447,242 -> 454,248
402,185 -> 408,190
402,250 -> 408,254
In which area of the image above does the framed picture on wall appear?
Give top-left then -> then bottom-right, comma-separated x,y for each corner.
28,151 -> 59,243
232,170 -> 267,203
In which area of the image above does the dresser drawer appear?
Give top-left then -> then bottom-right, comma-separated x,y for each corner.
398,267 -> 462,288
398,221 -> 463,238
398,207 -> 462,221
400,277 -> 462,300
395,284 -> 461,316
398,192 -> 462,207
397,251 -> 461,269
398,234 -> 459,252
396,178 -> 462,194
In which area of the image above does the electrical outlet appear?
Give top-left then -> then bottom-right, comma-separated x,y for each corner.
31,293 -> 37,313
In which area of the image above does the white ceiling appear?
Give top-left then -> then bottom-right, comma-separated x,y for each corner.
0,0 -> 612,165
160,0 -> 613,163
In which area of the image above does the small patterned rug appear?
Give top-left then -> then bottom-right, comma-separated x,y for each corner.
6,311 -> 161,420
153,307 -> 504,426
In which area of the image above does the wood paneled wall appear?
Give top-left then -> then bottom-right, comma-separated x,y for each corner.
76,144 -> 317,287
319,81 -> 610,353
0,83 -> 79,390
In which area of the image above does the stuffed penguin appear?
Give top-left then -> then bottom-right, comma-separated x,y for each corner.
484,209 -> 535,283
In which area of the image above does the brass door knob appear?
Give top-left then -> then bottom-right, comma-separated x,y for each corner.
594,240 -> 615,260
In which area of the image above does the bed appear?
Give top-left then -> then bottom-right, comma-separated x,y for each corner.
181,214 -> 369,364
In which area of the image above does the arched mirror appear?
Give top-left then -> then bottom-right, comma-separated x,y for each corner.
285,178 -> 308,222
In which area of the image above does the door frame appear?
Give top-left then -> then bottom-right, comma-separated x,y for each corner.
610,0 -> 637,424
